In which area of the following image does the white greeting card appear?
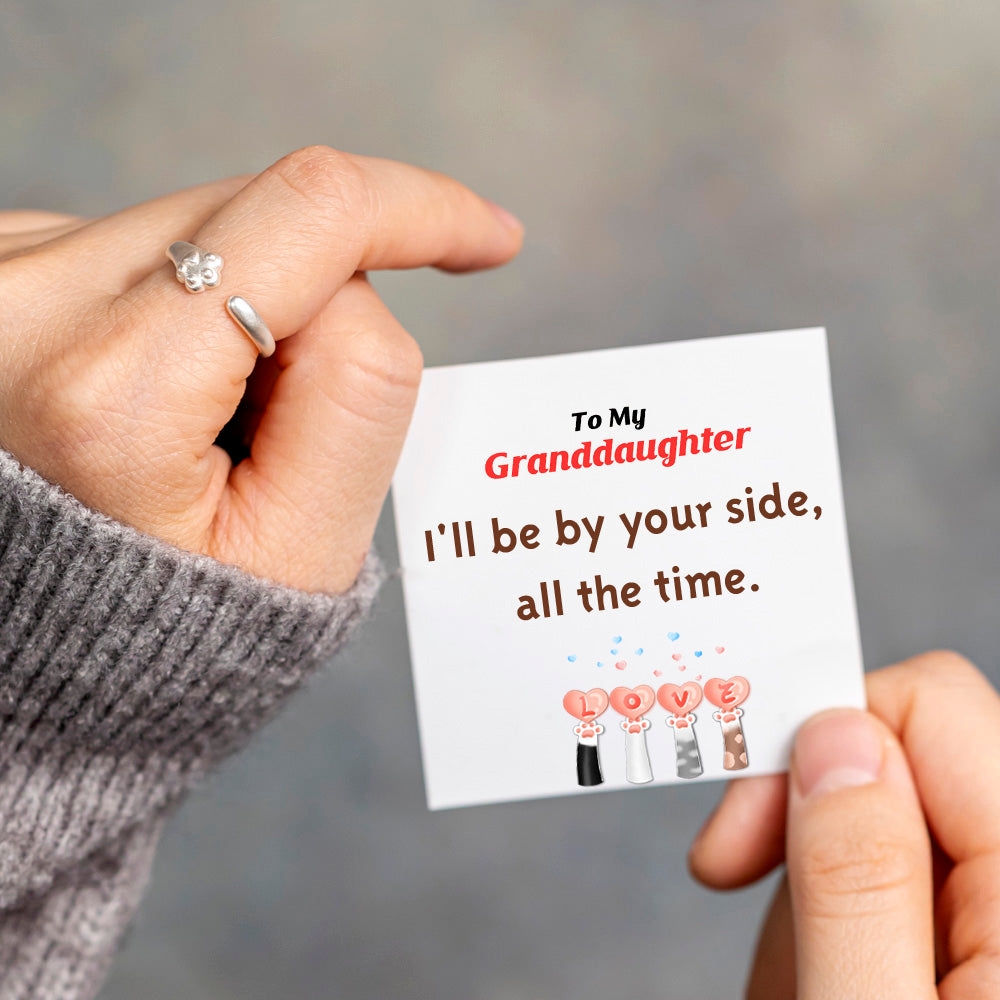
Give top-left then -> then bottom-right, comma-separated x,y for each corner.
392,328 -> 865,810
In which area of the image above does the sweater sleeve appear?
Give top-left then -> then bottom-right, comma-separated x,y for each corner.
0,447 -> 384,1000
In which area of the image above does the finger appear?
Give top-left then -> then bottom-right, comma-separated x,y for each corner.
935,851 -> 1000,997
28,174 -> 252,297
120,145 -> 523,365
0,177 -> 249,316
205,275 -> 422,592
746,876 -> 796,1000
0,176 -> 255,391
0,211 -> 85,256
867,652 -> 1000,863
0,210 -> 81,233
786,709 -> 936,999
688,773 -> 787,889
866,652 -> 1000,991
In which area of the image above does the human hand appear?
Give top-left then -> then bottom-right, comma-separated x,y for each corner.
0,147 -> 523,593
689,651 -> 1000,998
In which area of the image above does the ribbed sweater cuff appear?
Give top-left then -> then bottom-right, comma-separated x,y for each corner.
0,445 -> 383,908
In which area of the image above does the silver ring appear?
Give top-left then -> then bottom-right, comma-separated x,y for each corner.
225,296 -> 276,358
167,241 -> 223,293
166,241 -> 276,358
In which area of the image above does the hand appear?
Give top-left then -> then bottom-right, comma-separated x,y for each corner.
689,651 -> 1000,998
0,147 -> 523,593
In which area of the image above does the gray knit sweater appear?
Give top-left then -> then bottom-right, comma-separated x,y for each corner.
0,446 -> 382,999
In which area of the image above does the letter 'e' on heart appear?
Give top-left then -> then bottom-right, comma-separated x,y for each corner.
704,676 -> 750,709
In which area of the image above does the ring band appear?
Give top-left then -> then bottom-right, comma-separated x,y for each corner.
225,296 -> 276,358
166,240 -> 276,358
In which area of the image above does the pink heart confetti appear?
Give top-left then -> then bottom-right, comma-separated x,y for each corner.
715,646 -> 725,654
615,660 -> 627,670
672,653 -> 682,662
695,674 -> 703,681
653,669 -> 663,677
678,664 -> 686,671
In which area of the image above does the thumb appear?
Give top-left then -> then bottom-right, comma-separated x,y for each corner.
786,709 -> 937,1000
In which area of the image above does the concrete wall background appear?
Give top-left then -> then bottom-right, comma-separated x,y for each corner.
2,2 -> 998,996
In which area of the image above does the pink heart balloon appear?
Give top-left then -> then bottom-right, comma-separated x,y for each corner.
609,685 -> 655,721
562,688 -> 609,722
657,682 -> 703,715
704,676 -> 751,709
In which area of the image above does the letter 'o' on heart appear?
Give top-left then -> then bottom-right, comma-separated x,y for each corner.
609,685 -> 656,720
657,682 -> 703,715
704,676 -> 751,709
563,688 -> 610,722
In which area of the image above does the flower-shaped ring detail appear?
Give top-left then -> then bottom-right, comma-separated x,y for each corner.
167,240 -> 224,293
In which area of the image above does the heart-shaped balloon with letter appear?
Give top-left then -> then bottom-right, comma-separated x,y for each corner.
657,682 -> 703,716
609,685 -> 656,721
704,676 -> 751,709
563,688 -> 610,722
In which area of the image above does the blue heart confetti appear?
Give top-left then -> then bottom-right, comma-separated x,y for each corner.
635,648 -> 644,655
567,654 -> 577,662
694,650 -> 703,658
612,635 -> 622,644
597,661 -> 604,667
668,632 -> 680,642
610,648 -> 619,655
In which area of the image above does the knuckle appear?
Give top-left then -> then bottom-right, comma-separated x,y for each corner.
9,334 -> 131,476
270,145 -> 374,227
917,648 -> 980,680
319,322 -> 422,425
903,649 -> 986,693
26,358 -> 105,442
0,251 -> 59,312
796,826 -> 923,918
328,293 -> 424,385
345,323 -> 424,392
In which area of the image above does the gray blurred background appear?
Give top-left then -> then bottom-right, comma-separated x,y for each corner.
3,1 -> 999,997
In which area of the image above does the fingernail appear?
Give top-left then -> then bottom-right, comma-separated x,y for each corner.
794,710 -> 884,798
486,200 -> 523,232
